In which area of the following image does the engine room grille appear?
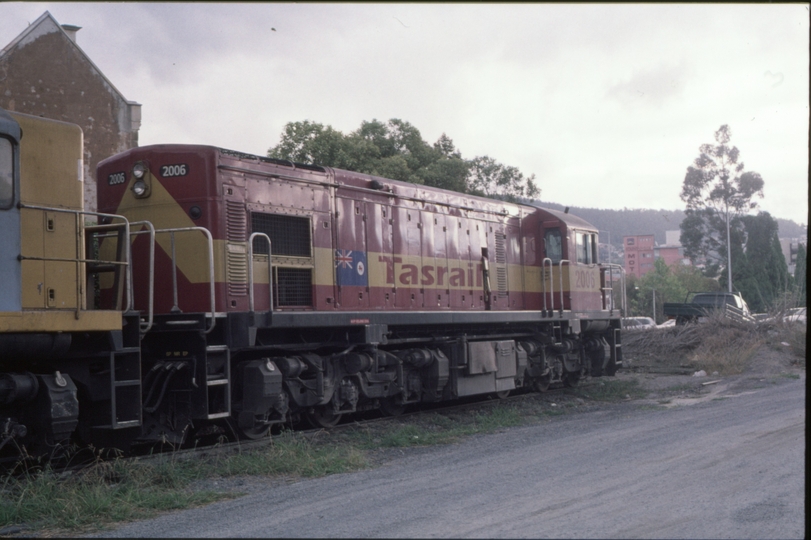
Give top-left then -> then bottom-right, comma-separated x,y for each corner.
274,267 -> 313,307
251,213 -> 311,257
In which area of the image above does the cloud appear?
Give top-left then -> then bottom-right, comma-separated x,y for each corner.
605,62 -> 690,109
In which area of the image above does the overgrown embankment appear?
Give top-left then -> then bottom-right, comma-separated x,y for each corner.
622,313 -> 806,375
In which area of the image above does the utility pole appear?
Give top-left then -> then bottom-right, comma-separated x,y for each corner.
726,207 -> 733,293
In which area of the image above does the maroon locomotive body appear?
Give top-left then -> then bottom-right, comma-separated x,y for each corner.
94,144 -> 623,441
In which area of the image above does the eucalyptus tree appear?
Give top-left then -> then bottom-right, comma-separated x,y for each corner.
679,124 -> 764,291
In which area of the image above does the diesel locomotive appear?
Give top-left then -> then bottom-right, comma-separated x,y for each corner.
0,107 -> 625,457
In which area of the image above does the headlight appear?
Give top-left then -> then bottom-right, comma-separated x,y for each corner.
131,180 -> 147,196
133,162 -> 146,179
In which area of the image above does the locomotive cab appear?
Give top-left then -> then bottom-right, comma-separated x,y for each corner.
531,206 -> 606,313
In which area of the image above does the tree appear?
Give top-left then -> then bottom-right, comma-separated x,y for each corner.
635,258 -> 688,323
794,244 -> 806,307
679,125 -> 764,291
267,120 -> 354,168
268,118 -> 539,201
721,211 -> 793,313
467,156 -> 540,203
669,262 -> 720,295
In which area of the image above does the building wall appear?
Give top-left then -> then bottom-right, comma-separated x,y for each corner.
779,237 -> 807,277
0,12 -> 140,212
623,234 -> 655,278
657,246 -> 683,267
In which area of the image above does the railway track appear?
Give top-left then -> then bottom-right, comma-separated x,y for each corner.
131,384 -> 569,466
3,381 -> 581,477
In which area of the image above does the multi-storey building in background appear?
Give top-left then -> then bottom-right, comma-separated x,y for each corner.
0,11 -> 140,211
623,234 -> 655,278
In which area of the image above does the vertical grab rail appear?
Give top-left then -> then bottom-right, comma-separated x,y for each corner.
541,257 -> 553,317
558,260 -> 570,316
153,226 -> 217,334
599,263 -> 626,317
128,222 -> 156,334
247,232 -> 273,314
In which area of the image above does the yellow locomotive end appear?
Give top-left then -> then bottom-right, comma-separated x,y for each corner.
0,111 -> 121,332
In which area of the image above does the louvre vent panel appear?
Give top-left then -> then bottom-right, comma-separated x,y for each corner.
495,232 -> 507,297
495,232 -> 506,264
225,201 -> 249,297
226,243 -> 248,296
225,200 -> 247,242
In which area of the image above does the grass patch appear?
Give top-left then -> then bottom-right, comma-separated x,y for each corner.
0,459 -> 227,534
567,378 -> 647,402
210,431 -> 368,478
638,404 -> 667,411
778,373 -> 801,380
344,404 -> 526,450
0,404 -> 528,534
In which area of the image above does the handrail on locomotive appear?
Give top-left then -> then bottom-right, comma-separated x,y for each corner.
17,202 -> 134,314
247,232 -> 273,315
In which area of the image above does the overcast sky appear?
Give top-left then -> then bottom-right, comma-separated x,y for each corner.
2,3 -> 808,224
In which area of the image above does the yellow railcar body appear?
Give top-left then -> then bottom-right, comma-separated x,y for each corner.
8,111 -> 121,332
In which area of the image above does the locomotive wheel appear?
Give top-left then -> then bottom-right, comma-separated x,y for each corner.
305,407 -> 342,429
603,357 -> 618,377
379,397 -> 406,417
495,390 -> 511,399
563,372 -> 581,388
532,375 -> 551,393
237,422 -> 271,440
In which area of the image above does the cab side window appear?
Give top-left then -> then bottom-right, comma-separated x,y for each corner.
575,232 -> 598,264
544,229 -> 562,263
0,138 -> 12,209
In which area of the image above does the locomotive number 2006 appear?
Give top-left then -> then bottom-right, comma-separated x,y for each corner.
574,269 -> 596,289
160,164 -> 188,177
108,172 -> 127,185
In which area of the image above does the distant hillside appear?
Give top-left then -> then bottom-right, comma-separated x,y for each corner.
533,202 -> 807,247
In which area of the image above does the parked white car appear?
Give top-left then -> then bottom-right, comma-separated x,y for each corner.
622,317 -> 657,331
784,307 -> 806,324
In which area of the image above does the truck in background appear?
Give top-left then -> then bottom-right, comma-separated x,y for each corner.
663,292 -> 754,325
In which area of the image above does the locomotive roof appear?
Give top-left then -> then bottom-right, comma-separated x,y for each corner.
528,204 -> 597,231
100,143 -> 596,229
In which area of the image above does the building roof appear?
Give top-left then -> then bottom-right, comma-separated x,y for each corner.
0,11 -> 140,108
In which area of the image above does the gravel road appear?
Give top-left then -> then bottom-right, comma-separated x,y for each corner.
88,374 -> 805,539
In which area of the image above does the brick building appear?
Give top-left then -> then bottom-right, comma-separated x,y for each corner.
0,11 -> 141,211
623,234 -> 655,278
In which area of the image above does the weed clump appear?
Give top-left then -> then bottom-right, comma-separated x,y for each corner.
623,313 -> 765,375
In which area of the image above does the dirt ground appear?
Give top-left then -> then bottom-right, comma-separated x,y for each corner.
619,338 -> 805,408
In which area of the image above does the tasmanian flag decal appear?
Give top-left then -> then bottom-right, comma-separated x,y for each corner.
335,249 -> 368,287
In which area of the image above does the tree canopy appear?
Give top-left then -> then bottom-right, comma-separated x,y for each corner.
624,258 -> 720,322
720,211 -> 793,313
679,124 -> 764,270
794,244 -> 806,307
268,119 -> 539,202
